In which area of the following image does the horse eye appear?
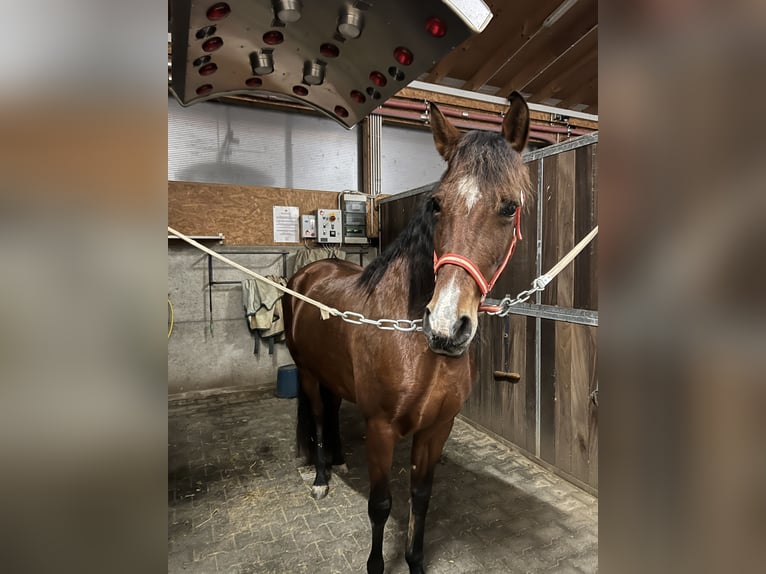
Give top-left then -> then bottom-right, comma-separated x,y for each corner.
499,202 -> 517,217
430,198 -> 441,213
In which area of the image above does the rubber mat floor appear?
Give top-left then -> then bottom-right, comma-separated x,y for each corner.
169,390 -> 597,573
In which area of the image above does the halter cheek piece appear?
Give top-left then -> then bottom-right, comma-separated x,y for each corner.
433,192 -> 524,313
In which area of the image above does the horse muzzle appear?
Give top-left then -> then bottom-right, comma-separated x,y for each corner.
422,308 -> 475,357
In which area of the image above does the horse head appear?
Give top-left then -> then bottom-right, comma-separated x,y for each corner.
423,92 -> 531,357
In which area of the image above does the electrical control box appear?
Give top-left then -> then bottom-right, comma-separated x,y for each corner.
316,209 -> 342,243
300,214 -> 316,239
342,193 -> 368,244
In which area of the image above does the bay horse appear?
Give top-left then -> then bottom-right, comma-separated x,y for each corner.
284,92 -> 531,573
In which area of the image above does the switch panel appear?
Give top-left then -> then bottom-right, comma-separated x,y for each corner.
316,209 -> 342,243
342,193 -> 368,244
300,214 -> 316,239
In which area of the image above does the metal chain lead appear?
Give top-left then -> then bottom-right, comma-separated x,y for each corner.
483,275 -> 552,317
331,310 -> 423,332
329,275 -> 554,331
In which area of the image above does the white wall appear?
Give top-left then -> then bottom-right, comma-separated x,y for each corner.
168,97 -> 362,191
380,123 -> 446,195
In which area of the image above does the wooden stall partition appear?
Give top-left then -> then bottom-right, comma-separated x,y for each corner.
168,181 -> 343,246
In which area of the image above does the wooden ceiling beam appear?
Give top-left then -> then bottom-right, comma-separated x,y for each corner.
493,0 -> 598,98
528,51 -> 598,104
557,74 -> 598,110
459,0 -> 562,92
518,24 -> 597,94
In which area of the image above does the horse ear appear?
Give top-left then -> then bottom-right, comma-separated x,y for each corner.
502,91 -> 530,153
429,103 -> 460,160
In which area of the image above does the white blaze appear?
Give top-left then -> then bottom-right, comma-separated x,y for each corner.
429,276 -> 460,335
456,176 -> 480,213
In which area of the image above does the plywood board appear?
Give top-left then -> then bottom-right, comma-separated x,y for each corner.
168,181 -> 342,246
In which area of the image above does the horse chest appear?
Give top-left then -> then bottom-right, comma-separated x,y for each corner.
386,359 -> 471,435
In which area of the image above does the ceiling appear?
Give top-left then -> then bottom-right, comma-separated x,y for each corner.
421,0 -> 598,114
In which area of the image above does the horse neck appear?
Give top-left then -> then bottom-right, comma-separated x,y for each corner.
364,256 -> 411,316
365,251 -> 433,321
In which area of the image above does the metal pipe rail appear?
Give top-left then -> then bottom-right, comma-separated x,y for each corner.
205,248 -> 369,332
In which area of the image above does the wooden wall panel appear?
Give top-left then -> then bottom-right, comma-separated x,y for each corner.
524,315 -> 537,454
539,317 -> 556,463
572,325 -> 597,484
470,314 -> 533,448
554,322 -> 574,474
509,315 -> 528,447
574,143 -> 598,310
541,321 -> 597,484
168,181 -> 342,246
379,193 -> 423,247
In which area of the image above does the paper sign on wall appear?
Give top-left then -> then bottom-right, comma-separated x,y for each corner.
273,206 -> 300,243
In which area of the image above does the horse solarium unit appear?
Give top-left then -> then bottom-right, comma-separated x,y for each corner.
169,0 -> 493,128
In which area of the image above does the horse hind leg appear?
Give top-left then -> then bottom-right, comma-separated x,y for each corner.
320,385 -> 347,474
295,369 -> 331,500
405,419 -> 455,574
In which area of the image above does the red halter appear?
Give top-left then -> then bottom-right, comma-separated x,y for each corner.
433,199 -> 523,313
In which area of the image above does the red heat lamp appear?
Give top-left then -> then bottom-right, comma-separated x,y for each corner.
292,85 -> 309,96
319,43 -> 340,58
206,3 -> 231,21
196,84 -> 214,96
263,31 -> 284,45
245,77 -> 263,87
393,47 -> 413,66
425,17 -> 447,37
202,37 -> 223,52
198,63 -> 218,76
350,90 -> 366,104
369,71 -> 387,87
334,106 -> 349,118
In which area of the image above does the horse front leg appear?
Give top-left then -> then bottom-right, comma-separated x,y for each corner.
405,419 -> 455,574
365,419 -> 396,574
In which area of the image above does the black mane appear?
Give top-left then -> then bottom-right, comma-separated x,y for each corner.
358,194 -> 436,318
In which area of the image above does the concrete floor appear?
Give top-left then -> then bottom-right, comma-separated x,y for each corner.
168,389 -> 598,573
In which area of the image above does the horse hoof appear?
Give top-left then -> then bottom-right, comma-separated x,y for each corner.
334,463 -> 349,475
311,484 -> 329,499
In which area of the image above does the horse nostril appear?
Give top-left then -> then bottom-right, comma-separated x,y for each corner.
422,308 -> 432,336
453,315 -> 473,342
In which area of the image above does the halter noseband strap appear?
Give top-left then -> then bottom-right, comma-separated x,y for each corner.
433,199 -> 523,311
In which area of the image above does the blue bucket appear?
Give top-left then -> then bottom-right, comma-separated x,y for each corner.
276,364 -> 299,398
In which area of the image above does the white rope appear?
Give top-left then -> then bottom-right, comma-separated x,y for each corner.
535,225 -> 598,289
547,225 -> 598,280
167,226 -> 337,320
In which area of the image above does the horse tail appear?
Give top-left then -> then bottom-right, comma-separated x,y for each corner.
296,374 -> 317,464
